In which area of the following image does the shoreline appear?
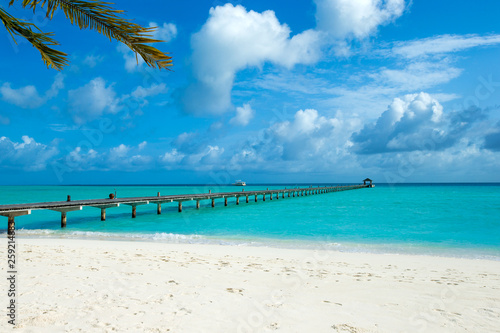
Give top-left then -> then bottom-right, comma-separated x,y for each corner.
2,237 -> 500,332
13,229 -> 500,262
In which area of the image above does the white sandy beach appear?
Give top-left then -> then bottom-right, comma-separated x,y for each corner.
1,238 -> 499,332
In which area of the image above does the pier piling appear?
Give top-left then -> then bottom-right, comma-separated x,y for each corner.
8,215 -> 14,234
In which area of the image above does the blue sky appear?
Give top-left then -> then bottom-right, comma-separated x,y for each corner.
1,0 -> 500,184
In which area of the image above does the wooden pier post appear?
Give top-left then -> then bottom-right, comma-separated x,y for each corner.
283,192 -> 285,198
293,192 -> 295,197
224,198 -> 228,206
8,215 -> 14,235
255,195 -> 258,202
132,206 -> 137,218
178,202 -> 183,213
91,204 -> 120,221
246,195 -> 249,203
212,198 -> 215,207
2,210 -> 31,236
236,197 -> 240,205
270,193 -> 273,200
263,194 -> 266,201
61,212 -> 67,228
157,203 -> 162,215
50,207 -> 82,227
196,200 -> 200,209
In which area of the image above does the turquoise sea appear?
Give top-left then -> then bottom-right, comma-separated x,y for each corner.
1,184 -> 499,259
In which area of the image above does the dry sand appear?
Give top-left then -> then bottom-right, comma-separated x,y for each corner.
1,238 -> 499,332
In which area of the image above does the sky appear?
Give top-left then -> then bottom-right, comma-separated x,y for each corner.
1,0 -> 500,185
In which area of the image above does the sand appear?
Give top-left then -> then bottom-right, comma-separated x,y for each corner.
1,238 -> 499,332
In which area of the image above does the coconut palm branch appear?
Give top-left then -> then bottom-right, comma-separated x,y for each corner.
2,0 -> 172,70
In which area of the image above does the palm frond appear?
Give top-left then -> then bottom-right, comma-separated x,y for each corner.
11,0 -> 173,70
0,6 -> 68,70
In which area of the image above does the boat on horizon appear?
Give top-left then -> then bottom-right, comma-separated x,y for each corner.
233,180 -> 246,186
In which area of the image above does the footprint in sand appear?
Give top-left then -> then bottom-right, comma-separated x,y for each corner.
226,288 -> 244,295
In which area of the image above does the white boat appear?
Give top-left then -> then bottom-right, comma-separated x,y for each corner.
233,180 -> 246,186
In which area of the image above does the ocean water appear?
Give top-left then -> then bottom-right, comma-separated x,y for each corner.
1,184 -> 499,259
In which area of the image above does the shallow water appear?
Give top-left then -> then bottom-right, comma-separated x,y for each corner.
1,184 -> 499,259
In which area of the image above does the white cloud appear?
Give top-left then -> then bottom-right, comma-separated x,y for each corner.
372,62 -> 463,91
109,144 -> 130,160
236,108 -> 361,167
131,83 -> 167,99
117,43 -> 144,73
0,83 -> 43,108
182,4 -> 321,115
159,145 -> 225,170
68,77 -> 120,124
83,54 -> 104,68
351,92 -> 486,154
149,22 -> 178,41
0,74 -> 64,108
102,143 -> 152,170
314,0 -> 406,39
391,34 -> 500,59
0,135 -> 58,171
229,104 -> 254,126
160,149 -> 184,164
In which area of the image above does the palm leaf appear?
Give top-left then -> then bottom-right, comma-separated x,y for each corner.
10,0 -> 173,70
0,6 -> 68,70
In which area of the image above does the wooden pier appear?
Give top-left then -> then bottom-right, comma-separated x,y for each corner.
0,184 -> 371,235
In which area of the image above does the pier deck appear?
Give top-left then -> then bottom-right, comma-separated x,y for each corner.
1,184 -> 370,235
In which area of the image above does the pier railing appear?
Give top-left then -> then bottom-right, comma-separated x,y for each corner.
0,184 -> 370,235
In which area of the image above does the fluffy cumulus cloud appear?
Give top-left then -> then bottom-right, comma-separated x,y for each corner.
160,149 -> 184,164
157,130 -> 228,170
351,92 -> 486,154
59,142 -> 152,173
68,77 -> 120,124
229,104 -> 254,126
0,136 -> 58,171
314,0 -> 406,39
0,74 -> 64,109
181,4 -> 321,115
229,108 -> 363,173
159,145 -> 225,171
